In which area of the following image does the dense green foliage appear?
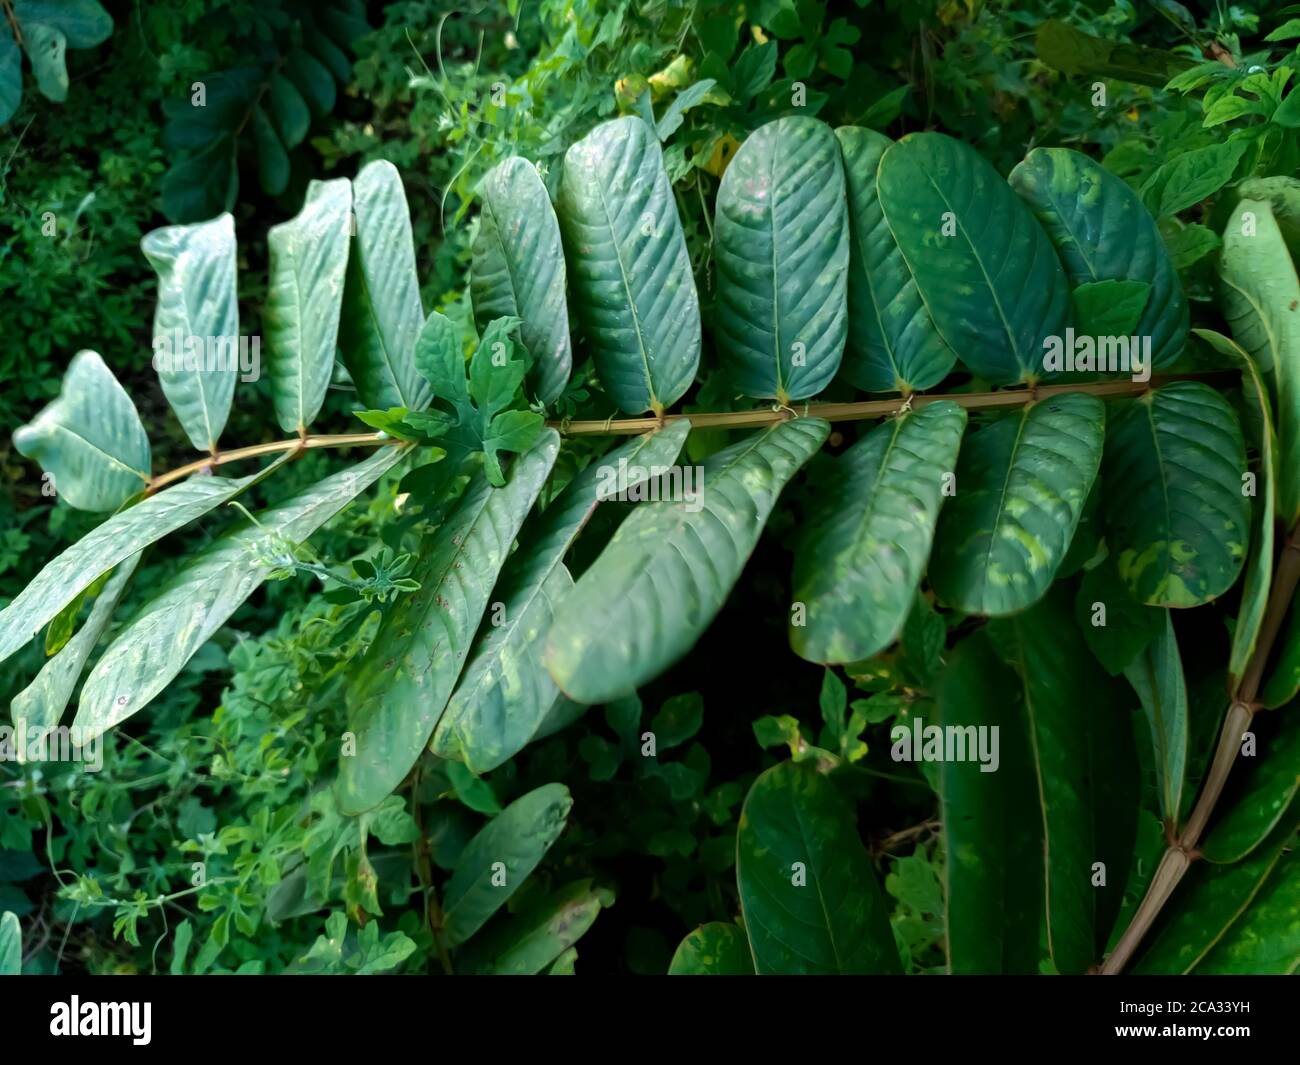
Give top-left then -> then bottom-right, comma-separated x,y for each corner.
1,0 -> 1297,977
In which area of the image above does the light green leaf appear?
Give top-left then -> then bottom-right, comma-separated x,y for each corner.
1011,147 -> 1187,368
431,423 -> 691,772
265,178 -> 352,432
737,760 -> 901,974
1139,140 -> 1248,218
714,116 -> 849,401
456,879 -> 612,974
442,783 -> 573,948
1163,222 -> 1220,270
668,921 -> 755,974
1101,382 -> 1249,607
471,157 -> 572,406
936,631 -> 1040,973
791,401 -> 965,663
1070,279 -> 1150,340
835,126 -> 955,393
1122,610 -> 1189,823
73,446 -> 407,741
25,22 -> 67,101
337,432 -> 559,815
10,553 -> 139,738
0,471 -> 269,666
877,132 -> 1071,385
545,418 -> 829,705
930,393 -> 1104,616
557,116 -> 700,414
1220,198 -> 1300,525
13,349 -> 150,512
1201,711 -> 1300,864
340,161 -> 428,410
0,911 -> 19,975
141,214 -> 240,453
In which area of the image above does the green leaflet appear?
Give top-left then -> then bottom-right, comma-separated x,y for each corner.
0,471 -> 265,666
1140,140 -> 1248,220
1196,845 -> 1300,974
835,126 -> 955,393
936,631 -> 1040,974
12,349 -> 150,512
1133,813 -> 1297,974
1220,198 -> 1300,526
0,912 -> 19,976
73,446 -> 408,742
141,213 -> 240,453
431,564 -> 573,773
1201,711 -> 1300,864
265,177 -> 352,432
441,783 -> 573,948
557,116 -> 700,414
791,401 -> 965,664
929,393 -> 1104,617
1122,610 -> 1189,824
668,922 -> 755,975
10,553 -> 140,740
991,587 -> 1140,972
336,432 -> 559,815
1074,555 -> 1162,676
545,418 -> 829,705
471,156 -> 573,406
736,760 -> 901,974
340,161 -> 429,411
1010,147 -> 1188,369
431,421 -> 691,773
876,131 -> 1071,385
1193,329 -> 1277,689
1101,382 -> 1249,607
713,116 -> 849,401
455,879 -> 612,974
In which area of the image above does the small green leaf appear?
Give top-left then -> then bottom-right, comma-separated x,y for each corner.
265,178 -> 352,432
442,783 -> 573,947
737,760 -> 901,974
668,922 -> 755,974
546,418 -> 829,704
1070,279 -> 1150,340
1101,383 -> 1249,607
141,214 -> 240,453
1122,611 -> 1189,823
340,161 -> 428,411
13,350 -> 150,512
1201,712 -> 1300,864
0,911 -> 20,975
1139,140 -> 1248,218
930,393 -> 1104,616
792,401 -> 965,662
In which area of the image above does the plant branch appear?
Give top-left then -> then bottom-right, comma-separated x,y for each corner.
553,373 -> 1222,435
139,374 -> 1226,494
1100,524 -> 1300,974
145,432 -> 398,493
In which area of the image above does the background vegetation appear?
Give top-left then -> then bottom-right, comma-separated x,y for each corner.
0,0 -> 1294,975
